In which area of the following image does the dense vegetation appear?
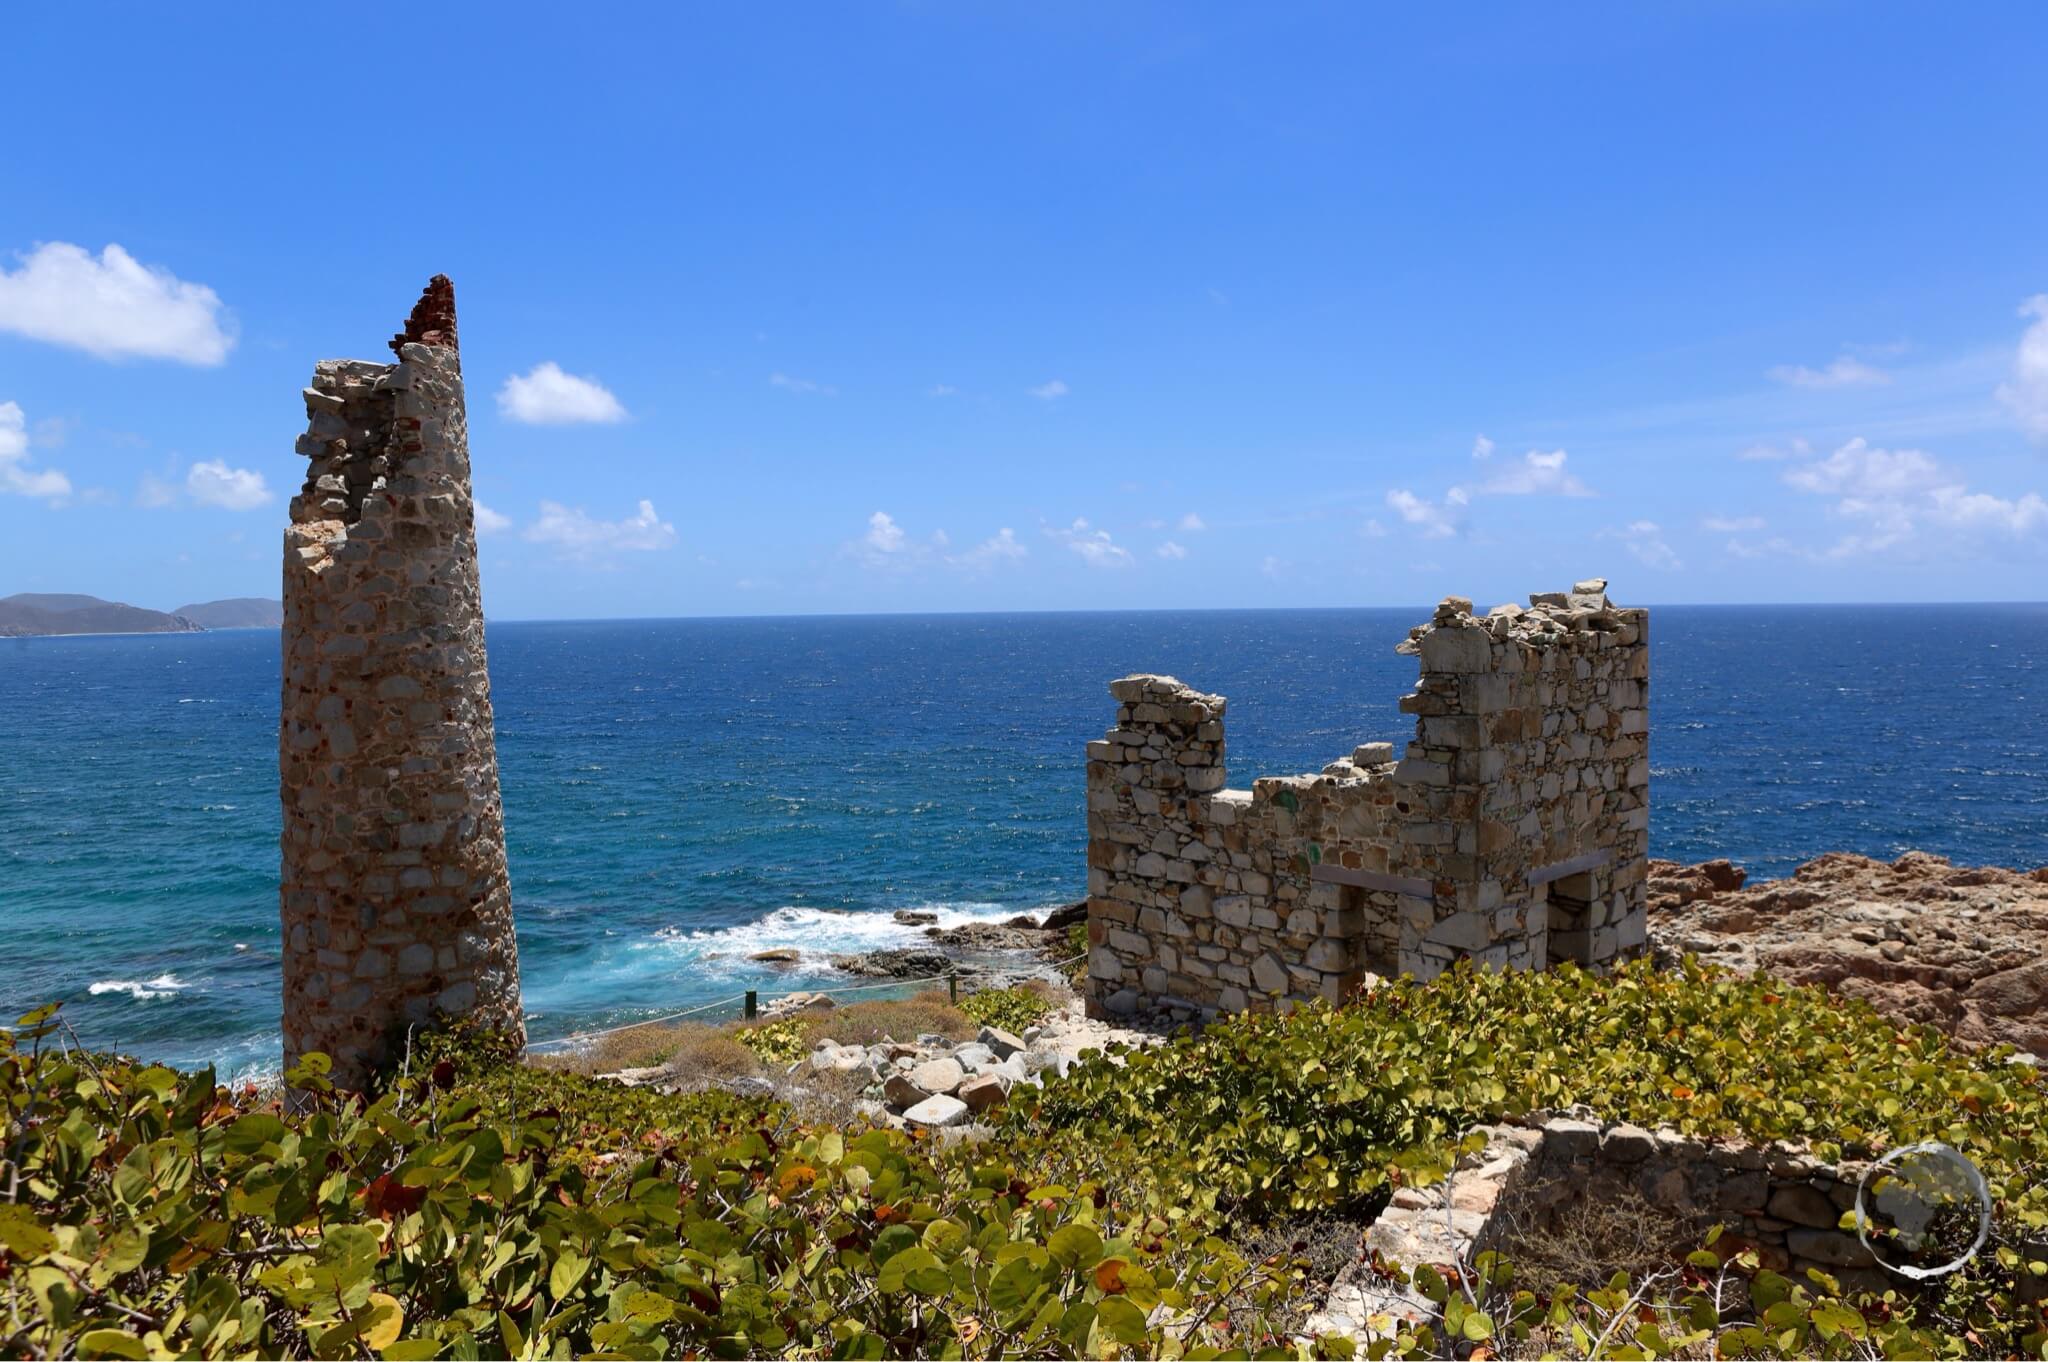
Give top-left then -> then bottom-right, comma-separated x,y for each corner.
6,961 -> 2046,1358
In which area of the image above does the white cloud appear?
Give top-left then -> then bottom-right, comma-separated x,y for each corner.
1155,540 -> 1188,560
0,402 -> 71,499
1383,444 -> 1591,540
865,510 -> 906,555
473,502 -> 512,535
1029,379 -> 1070,401
848,511 -> 975,570
1046,518 -> 1131,568
1723,536 -> 1804,561
135,471 -> 178,508
1777,437 -> 2047,556
1925,485 -> 2048,535
1603,520 -> 1681,571
1702,514 -> 1766,533
1782,438 -> 1941,498
184,459 -> 271,510
0,242 -> 233,364
1997,294 -> 2048,441
498,362 -> 627,425
524,499 -> 677,558
770,372 -> 836,396
951,527 -> 1029,570
927,384 -> 958,398
1362,518 -> 1387,538
1478,448 -> 1594,497
1177,512 -> 1206,532
1261,555 -> 1287,578
1386,488 -> 1456,538
1768,356 -> 1891,389
1736,438 -> 1810,462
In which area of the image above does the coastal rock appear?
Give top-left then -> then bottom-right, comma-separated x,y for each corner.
882,1073 -> 927,1107
958,1072 -> 1008,1113
978,1025 -> 1026,1059
1041,901 -> 1089,931
811,1043 -> 866,1073
922,921 -> 1051,953
749,948 -> 801,963
901,1093 -> 970,1129
1648,851 -> 2048,1056
1646,858 -> 1745,910
761,990 -> 835,1019
829,948 -> 953,979
891,909 -> 938,925
909,1056 -> 966,1095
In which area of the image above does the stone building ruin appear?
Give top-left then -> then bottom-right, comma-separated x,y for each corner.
278,276 -> 523,1087
1085,580 -> 1649,1019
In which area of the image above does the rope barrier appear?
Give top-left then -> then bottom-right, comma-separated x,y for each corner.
527,949 -> 1090,1053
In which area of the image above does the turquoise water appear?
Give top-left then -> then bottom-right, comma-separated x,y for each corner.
2,605 -> 2044,1075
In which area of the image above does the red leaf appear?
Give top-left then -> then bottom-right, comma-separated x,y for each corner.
364,1174 -> 427,1219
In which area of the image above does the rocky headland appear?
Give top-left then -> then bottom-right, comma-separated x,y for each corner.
0,592 -> 204,637
1648,851 -> 2048,1056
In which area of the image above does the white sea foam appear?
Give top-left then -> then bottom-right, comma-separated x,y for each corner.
644,901 -> 1043,967
88,973 -> 186,1001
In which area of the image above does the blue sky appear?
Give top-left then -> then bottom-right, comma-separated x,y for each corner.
3,4 -> 2045,616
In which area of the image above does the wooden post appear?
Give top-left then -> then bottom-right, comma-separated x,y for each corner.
948,972 -> 958,1004
744,990 -> 757,1021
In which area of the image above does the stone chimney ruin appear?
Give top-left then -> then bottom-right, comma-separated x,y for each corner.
278,276 -> 523,1087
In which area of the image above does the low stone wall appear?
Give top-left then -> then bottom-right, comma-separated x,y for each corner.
1311,1114 -> 1889,1344
1086,580 -> 1650,1020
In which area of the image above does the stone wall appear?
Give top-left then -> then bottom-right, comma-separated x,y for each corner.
1310,1114 -> 1895,1344
278,276 -> 523,1088
1085,580 -> 1649,1019
1495,1116 -> 1882,1282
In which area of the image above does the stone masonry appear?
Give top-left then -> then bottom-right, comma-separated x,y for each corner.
278,276 -> 522,1088
1086,580 -> 1649,1018
1308,1114 -> 1905,1344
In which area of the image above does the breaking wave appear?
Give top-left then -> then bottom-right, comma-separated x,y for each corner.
88,973 -> 187,1001
644,901 -> 1044,968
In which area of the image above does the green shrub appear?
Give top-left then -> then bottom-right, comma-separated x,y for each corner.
959,987 -> 1053,1035
10,958 -> 2047,1358
0,1005 -> 1304,1359
1013,958 -> 2048,1355
735,1018 -> 810,1065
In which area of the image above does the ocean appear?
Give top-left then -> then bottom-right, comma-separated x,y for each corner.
2,604 -> 2044,1077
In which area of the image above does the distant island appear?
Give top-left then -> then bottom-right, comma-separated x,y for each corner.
0,593 -> 281,637
173,597 -> 285,629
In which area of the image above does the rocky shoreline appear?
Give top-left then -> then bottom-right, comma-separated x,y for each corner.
1648,851 -> 2048,1056
748,902 -> 1087,988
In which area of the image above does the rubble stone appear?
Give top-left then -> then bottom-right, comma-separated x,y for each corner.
901,1094 -> 970,1129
